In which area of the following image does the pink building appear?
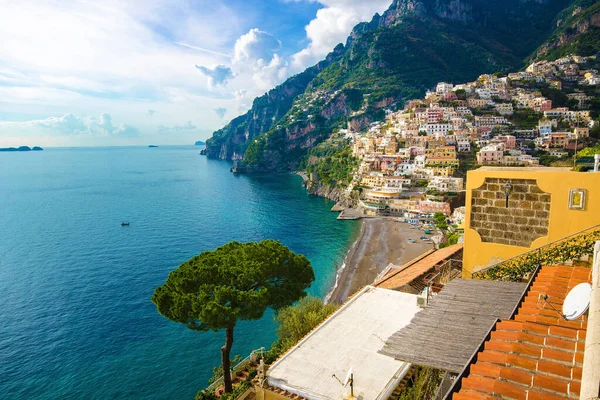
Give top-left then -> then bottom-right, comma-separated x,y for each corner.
426,108 -> 444,124
539,99 -> 552,111
418,200 -> 451,216
477,145 -> 504,165
494,135 -> 516,149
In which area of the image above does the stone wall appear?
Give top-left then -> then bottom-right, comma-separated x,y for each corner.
470,178 -> 551,247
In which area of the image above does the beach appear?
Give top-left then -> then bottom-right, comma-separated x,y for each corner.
327,218 -> 433,304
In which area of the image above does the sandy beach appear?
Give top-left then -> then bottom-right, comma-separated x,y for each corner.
327,218 -> 433,304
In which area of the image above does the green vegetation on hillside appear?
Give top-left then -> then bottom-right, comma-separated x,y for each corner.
270,296 -> 338,358
204,0 -> 593,172
534,0 -> 600,61
302,141 -> 358,187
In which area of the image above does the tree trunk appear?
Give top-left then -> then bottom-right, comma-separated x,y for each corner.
222,326 -> 234,393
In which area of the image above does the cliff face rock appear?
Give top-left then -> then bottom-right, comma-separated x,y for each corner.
532,0 -> 600,60
205,47 -> 345,160
305,179 -> 347,204
204,0 -> 575,172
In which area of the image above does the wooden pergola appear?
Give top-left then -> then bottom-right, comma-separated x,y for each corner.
379,278 -> 527,373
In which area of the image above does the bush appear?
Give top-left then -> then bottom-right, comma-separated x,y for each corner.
270,296 -> 338,357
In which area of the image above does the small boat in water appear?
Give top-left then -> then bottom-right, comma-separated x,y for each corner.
121,222 -> 130,226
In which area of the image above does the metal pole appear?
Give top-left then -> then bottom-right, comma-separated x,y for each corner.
574,133 -> 578,168
350,374 -> 354,398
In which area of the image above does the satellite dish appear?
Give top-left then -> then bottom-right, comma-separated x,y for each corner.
343,367 -> 353,386
562,283 -> 592,320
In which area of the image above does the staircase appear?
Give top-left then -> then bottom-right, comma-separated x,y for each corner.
453,265 -> 590,400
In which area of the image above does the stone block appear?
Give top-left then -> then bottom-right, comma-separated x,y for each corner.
479,228 -> 491,237
514,216 -> 528,225
492,230 -> 505,239
495,222 -> 508,231
525,193 -> 540,202
532,202 -> 544,210
508,200 -> 520,208
528,218 -> 540,226
519,201 -> 532,209
535,210 -> 549,219
529,185 -> 544,194
522,210 -> 535,217
488,214 -> 500,223
513,184 -> 528,193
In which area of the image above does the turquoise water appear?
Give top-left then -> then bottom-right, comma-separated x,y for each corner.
0,146 -> 359,399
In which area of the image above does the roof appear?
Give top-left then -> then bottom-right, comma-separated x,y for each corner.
476,166 -> 571,172
267,286 -> 420,400
374,244 -> 463,291
452,265 -> 591,400
379,278 -> 527,373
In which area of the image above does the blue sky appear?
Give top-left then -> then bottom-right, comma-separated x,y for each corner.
0,0 -> 392,147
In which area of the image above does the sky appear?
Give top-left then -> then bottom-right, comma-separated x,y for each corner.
0,0 -> 392,147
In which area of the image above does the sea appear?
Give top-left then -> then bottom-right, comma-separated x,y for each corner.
0,146 -> 360,399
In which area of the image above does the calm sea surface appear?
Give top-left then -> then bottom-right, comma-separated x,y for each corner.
0,146 -> 359,399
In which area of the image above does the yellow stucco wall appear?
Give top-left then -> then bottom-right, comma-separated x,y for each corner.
463,167 -> 600,277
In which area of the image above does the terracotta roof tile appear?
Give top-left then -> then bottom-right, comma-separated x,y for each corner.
452,265 -> 590,400
374,244 -> 462,290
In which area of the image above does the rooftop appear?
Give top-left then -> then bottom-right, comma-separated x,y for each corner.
267,286 -> 420,400
374,244 -> 463,292
452,265 -> 591,400
379,278 -> 526,373
475,166 -> 571,172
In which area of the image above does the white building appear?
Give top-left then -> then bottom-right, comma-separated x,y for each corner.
428,177 -> 464,192
436,82 -> 454,94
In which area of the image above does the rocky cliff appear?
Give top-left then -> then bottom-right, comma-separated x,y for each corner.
532,0 -> 600,61
205,0 -> 574,172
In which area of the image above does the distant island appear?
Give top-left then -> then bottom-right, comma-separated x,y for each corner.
148,145 -> 159,148
0,146 -> 43,152
195,141 -> 205,146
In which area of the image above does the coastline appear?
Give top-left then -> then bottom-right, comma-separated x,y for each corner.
292,171 -> 433,305
327,218 -> 433,304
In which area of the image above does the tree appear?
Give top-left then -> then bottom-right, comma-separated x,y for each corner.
151,240 -> 314,393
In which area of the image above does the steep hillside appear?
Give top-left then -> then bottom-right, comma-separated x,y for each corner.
532,0 -> 600,61
205,0 -> 573,171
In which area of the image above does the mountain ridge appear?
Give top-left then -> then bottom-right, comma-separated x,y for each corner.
205,0 -> 580,172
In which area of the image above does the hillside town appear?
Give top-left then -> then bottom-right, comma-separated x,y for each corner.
337,55 -> 599,222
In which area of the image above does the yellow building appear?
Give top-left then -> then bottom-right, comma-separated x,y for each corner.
462,167 -> 600,277
429,165 -> 456,177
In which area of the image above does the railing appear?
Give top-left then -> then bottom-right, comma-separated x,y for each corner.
204,347 -> 266,394
472,223 -> 600,282
427,258 -> 463,287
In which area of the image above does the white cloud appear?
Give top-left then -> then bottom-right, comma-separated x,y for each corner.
234,89 -> 249,113
291,0 -> 392,71
233,28 -> 281,64
252,55 -> 289,91
0,113 -> 139,137
195,65 -> 235,88
158,121 -> 198,134
0,0 -> 392,146
213,108 -> 227,119
231,28 -> 289,90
